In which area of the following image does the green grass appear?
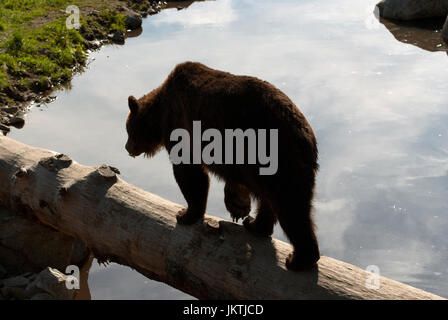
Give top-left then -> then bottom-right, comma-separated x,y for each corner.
0,0 -> 72,33
99,9 -> 127,34
0,0 -> 126,97
0,70 -> 8,90
0,18 -> 86,87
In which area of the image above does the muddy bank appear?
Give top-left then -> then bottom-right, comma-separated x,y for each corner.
0,0 -> 177,134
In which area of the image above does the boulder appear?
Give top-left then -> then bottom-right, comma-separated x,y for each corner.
25,267 -> 77,300
4,86 -> 25,102
147,8 -> 160,16
108,30 -> 125,44
0,123 -> 9,134
1,286 -> 29,300
7,117 -> 25,129
1,275 -> 29,288
30,292 -> 53,300
377,0 -> 448,20
125,10 -> 142,30
0,267 -> 79,300
1,106 -> 18,114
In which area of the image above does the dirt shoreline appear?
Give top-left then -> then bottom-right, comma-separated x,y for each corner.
0,0 -> 183,135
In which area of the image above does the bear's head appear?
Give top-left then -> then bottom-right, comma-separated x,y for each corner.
125,95 -> 163,158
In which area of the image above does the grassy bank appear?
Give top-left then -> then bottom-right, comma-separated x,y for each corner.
0,0 -> 159,118
0,1 -> 127,105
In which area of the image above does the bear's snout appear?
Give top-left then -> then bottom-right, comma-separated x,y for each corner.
125,140 -> 139,157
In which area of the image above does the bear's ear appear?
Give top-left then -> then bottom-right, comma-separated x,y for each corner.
128,96 -> 139,113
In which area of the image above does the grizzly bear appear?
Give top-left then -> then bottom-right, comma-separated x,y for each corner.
125,62 -> 320,270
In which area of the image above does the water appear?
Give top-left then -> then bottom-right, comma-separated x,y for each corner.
9,0 -> 448,298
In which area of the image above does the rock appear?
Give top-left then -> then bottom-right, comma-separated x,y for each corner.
43,95 -> 57,104
30,292 -> 54,300
31,77 -> 52,92
4,86 -> 25,102
83,40 -> 101,50
21,272 -> 35,279
0,266 -> 81,300
1,275 -> 30,288
7,117 -> 25,129
125,10 -> 142,30
1,286 -> 28,300
377,0 -> 448,20
41,78 -> 52,91
108,30 -> 125,44
0,123 -> 10,133
82,31 -> 95,41
443,15 -> 448,43
25,267 -> 77,300
126,26 -> 143,39
147,8 -> 159,15
2,106 -> 18,114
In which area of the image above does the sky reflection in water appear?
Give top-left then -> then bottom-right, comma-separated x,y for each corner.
9,0 -> 448,298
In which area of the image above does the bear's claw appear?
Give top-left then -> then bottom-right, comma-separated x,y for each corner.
285,252 -> 319,271
243,216 -> 273,237
176,208 -> 203,225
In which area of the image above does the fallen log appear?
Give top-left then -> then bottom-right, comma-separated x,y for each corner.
0,135 -> 444,299
0,205 -> 89,277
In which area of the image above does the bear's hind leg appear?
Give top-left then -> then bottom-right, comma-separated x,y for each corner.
243,198 -> 277,237
276,196 -> 320,270
173,164 -> 210,225
224,182 -> 251,223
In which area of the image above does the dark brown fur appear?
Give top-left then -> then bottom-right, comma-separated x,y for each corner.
125,62 -> 320,270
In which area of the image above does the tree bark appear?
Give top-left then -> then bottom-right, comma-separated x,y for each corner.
0,135 -> 444,299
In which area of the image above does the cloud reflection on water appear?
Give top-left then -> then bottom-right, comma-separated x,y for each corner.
9,0 -> 448,297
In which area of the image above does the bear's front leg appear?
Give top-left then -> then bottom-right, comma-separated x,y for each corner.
173,164 -> 210,225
